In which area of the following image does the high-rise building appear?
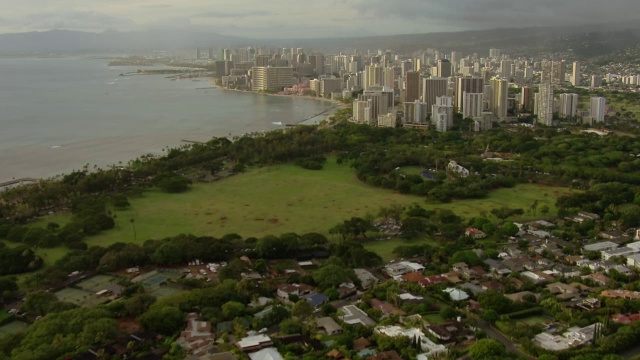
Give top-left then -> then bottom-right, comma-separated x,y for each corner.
251,67 -> 294,91
489,48 -> 501,59
490,78 -> 509,120
223,48 -> 230,61
537,84 -> 554,126
437,59 -> 452,78
432,96 -> 454,130
309,54 -> 325,75
571,61 -> 581,87
320,78 -> 342,97
451,52 -> 461,72
540,60 -> 563,85
455,77 -> 484,113
255,55 -> 270,67
365,65 -> 384,90
500,60 -> 512,80
309,79 -> 321,95
591,75 -> 602,88
559,93 -> 579,118
462,93 -> 484,119
353,99 -> 373,125
422,77 -> 449,109
405,71 -> 421,103
590,97 -> 606,122
403,100 -> 428,124
521,86 -> 534,112
358,89 -> 392,123
383,67 -> 396,88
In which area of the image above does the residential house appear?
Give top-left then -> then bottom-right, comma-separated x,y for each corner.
583,241 -> 618,253
505,291 -> 538,303
521,271 -> 553,284
371,299 -> 406,316
401,272 -> 430,287
601,247 -> 637,261
276,283 -> 314,301
301,293 -> 329,308
316,317 -> 343,335
426,321 -> 467,342
367,351 -> 403,360
581,273 -> 612,287
354,268 -> 379,289
465,227 -> 487,239
602,289 -> 640,300
547,283 -> 581,301
398,292 -> 424,303
248,348 -> 284,360
480,280 -> 505,293
611,313 -> 640,325
425,275 -> 449,285
461,282 -> 486,295
236,334 -> 274,353
340,305 -> 376,327
384,261 -> 425,277
484,259 -> 512,277
178,313 -> 215,357
627,253 -> 640,268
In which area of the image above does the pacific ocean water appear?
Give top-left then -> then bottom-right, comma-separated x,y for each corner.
0,57 -> 335,182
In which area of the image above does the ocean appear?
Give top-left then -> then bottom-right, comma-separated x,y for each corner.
0,57 -> 335,182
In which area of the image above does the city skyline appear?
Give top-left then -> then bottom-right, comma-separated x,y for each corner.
1,0 -> 640,38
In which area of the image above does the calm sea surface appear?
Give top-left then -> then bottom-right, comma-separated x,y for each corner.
0,57 -> 334,182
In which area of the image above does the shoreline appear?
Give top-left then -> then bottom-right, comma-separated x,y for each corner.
214,85 -> 347,124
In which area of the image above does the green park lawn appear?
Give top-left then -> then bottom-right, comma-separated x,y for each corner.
32,159 -> 576,264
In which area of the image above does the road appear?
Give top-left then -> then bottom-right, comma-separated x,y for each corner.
475,318 -> 533,359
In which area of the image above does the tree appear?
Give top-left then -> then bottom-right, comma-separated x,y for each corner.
0,277 -> 18,304
157,175 -> 190,193
140,306 -> 185,335
124,294 -> 156,316
292,300 -> 313,318
80,318 -> 119,346
467,339 -> 506,360
313,264 -> 354,290
501,221 -> 519,237
22,290 -> 62,316
222,301 -> 246,320
439,306 -> 459,320
482,309 -> 499,323
279,318 -> 302,335
477,291 -> 513,314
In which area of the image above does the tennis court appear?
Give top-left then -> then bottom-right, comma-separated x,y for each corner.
55,287 -> 107,307
76,274 -> 117,292
0,321 -> 28,335
134,271 -> 181,289
149,286 -> 185,299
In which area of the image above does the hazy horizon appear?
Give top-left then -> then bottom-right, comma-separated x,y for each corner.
1,0 -> 640,39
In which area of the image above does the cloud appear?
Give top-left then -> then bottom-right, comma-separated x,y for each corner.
22,11 -> 135,32
351,0 -> 640,29
196,10 -> 271,18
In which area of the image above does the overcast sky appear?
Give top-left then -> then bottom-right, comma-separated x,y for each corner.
1,0 -> 639,38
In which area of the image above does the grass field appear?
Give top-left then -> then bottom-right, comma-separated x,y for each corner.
423,313 -> 446,324
516,315 -> 553,326
0,310 -> 12,323
0,321 -> 28,335
30,159 -> 575,263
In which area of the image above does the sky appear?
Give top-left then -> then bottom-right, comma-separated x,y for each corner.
1,0 -> 639,38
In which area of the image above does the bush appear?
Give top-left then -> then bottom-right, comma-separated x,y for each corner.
158,176 -> 190,193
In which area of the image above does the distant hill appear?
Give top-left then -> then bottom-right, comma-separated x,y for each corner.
283,24 -> 640,58
1,23 -> 640,58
